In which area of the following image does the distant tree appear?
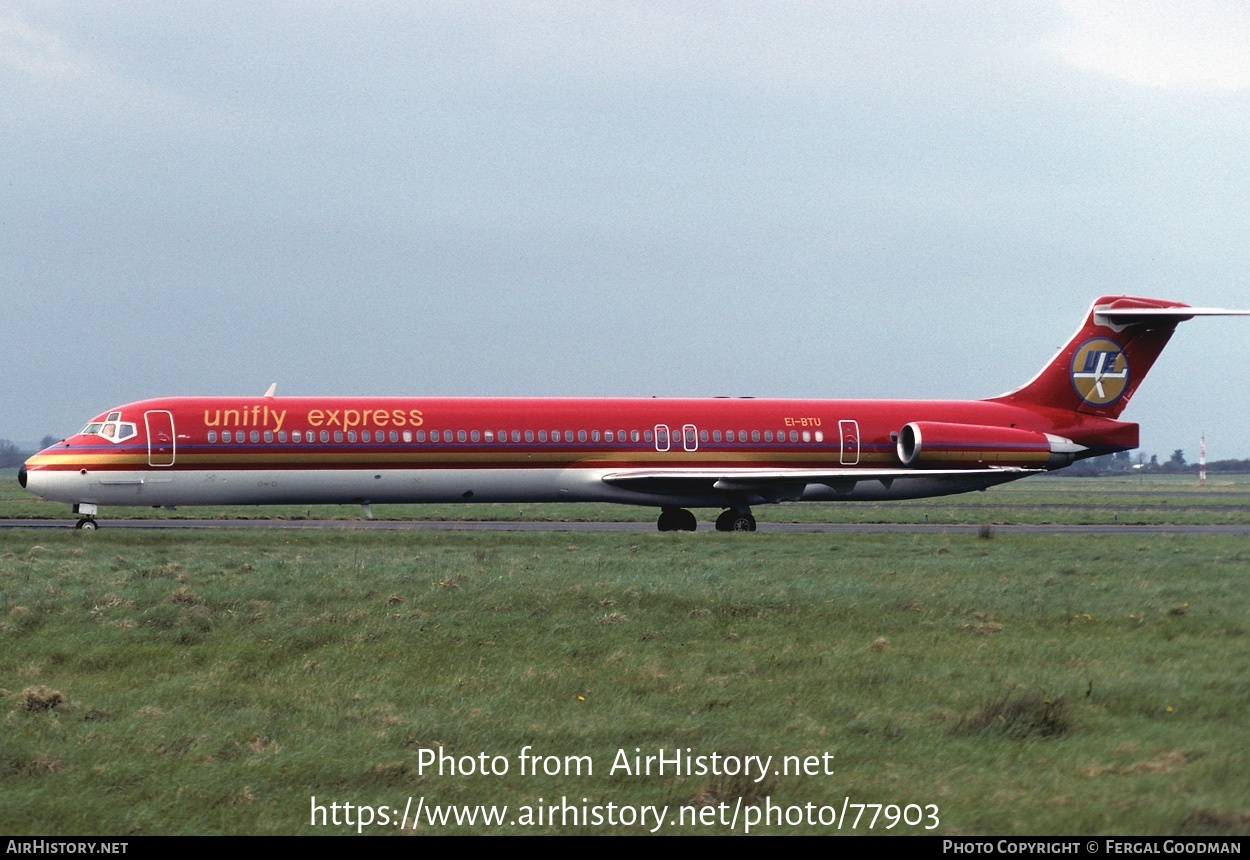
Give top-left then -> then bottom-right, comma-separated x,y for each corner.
40,435 -> 59,449
1081,453 -> 1117,475
0,439 -> 22,469
1209,459 -> 1250,473
1161,449 -> 1187,473
1051,455 -> 1101,477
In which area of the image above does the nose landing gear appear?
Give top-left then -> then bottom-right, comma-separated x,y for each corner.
72,503 -> 99,531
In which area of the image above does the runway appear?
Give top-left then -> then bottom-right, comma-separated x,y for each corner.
2,519 -> 1248,535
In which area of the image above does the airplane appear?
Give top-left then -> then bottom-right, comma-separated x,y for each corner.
19,295 -> 1248,532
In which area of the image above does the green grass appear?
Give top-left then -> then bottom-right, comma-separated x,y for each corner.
4,473 -> 1250,525
2,529 -> 1247,834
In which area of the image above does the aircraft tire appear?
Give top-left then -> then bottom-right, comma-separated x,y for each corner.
75,518 -> 98,531
658,508 -> 697,532
716,510 -> 756,532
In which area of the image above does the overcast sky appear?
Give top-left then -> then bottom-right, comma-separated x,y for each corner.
3,1 -> 1247,460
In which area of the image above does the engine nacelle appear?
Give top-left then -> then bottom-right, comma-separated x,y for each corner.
896,422 -> 1083,469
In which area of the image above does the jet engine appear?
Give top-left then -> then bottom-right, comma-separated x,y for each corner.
896,422 -> 1084,469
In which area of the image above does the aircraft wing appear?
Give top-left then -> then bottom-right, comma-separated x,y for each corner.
601,466 -> 1039,501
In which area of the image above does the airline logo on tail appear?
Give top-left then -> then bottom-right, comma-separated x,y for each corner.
1070,337 -> 1129,406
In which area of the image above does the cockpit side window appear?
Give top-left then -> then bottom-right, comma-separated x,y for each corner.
79,415 -> 137,443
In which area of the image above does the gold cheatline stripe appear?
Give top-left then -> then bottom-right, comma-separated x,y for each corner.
29,449 -> 902,468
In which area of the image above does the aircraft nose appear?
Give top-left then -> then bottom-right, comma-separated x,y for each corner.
18,464 -> 27,489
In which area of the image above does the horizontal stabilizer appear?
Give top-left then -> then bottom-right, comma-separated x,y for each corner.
1096,306 -> 1250,327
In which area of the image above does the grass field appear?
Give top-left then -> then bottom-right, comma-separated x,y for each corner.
4,473 -> 1250,525
2,525 -> 1248,835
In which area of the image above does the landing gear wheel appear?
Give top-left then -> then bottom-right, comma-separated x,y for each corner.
75,518 -> 98,531
715,510 -> 756,532
657,508 -> 697,532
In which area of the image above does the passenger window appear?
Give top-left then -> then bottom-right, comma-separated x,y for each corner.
208,431 -> 217,443
764,431 -> 773,442
320,430 -> 329,442
347,431 -> 356,442
485,430 -> 494,442
265,430 -> 274,442
391,430 -> 400,443
222,430 -> 232,443
524,430 -> 534,442
457,430 -> 466,442
751,430 -> 760,442
644,430 -> 653,442
578,430 -> 587,442
700,430 -> 709,442
430,430 -> 440,442
618,429 -> 626,441
604,430 -> 613,442
713,430 -> 722,442
511,430 -> 521,443
279,431 -> 287,442
293,430 -> 302,442
404,430 -> 413,442
538,430 -> 547,442
334,431 -> 343,442
790,430 -> 799,442
631,430 -> 640,442
815,431 -> 823,442
551,430 -> 561,442
591,430 -> 600,442
802,431 -> 811,442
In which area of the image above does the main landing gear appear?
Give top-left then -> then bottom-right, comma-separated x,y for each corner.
655,507 -> 758,532
657,507 -> 697,532
715,509 -> 757,532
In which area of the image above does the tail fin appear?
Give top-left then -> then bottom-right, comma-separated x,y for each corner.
988,296 -> 1248,419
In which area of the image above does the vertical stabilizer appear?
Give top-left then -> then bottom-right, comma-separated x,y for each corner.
988,296 -> 1246,419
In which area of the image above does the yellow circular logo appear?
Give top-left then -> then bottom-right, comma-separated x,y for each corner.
1070,338 -> 1129,406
